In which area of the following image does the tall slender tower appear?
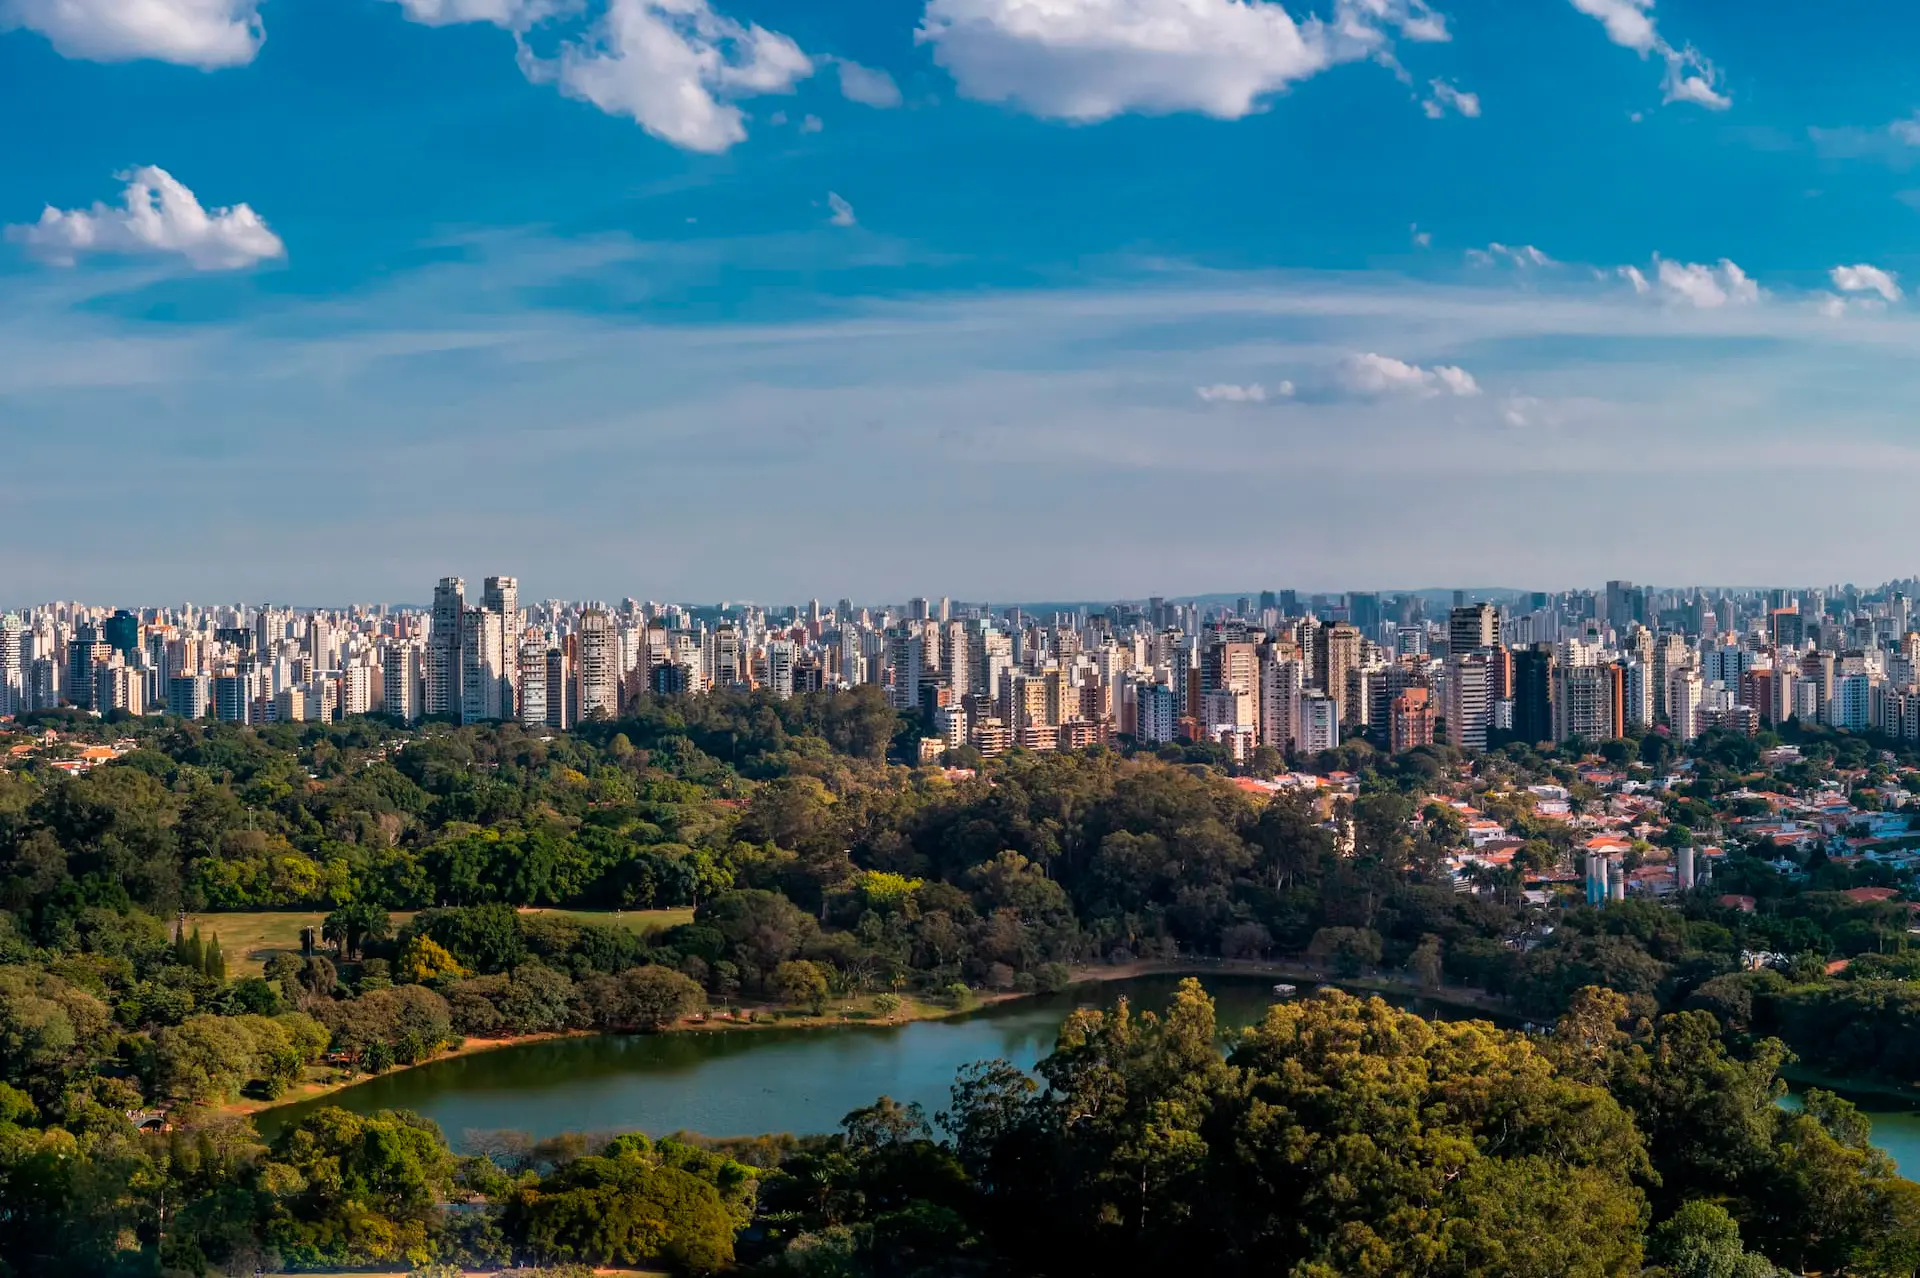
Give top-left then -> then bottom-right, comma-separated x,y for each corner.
426,576 -> 465,718
576,610 -> 619,720
482,576 -> 521,716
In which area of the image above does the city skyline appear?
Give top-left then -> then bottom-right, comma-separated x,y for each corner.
13,1 -> 1920,598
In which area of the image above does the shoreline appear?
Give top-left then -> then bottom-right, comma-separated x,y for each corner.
234,960 -> 1511,1127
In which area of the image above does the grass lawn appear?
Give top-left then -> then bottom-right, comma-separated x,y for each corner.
185,907 -> 693,975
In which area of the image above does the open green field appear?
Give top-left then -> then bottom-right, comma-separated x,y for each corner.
185,907 -> 695,975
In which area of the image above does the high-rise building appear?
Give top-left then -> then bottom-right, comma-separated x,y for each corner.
576,610 -> 619,720
1390,687 -> 1435,751
483,576 -> 521,712
1510,645 -> 1554,744
425,576 -> 465,718
1448,603 -> 1500,656
518,639 -> 551,726
1134,680 -> 1176,745
1314,623 -> 1361,723
1347,592 -> 1382,633
1668,668 -> 1704,742
1445,651 -> 1494,752
887,625 -> 923,711
103,609 -> 139,658
1554,662 -> 1621,743
460,607 -> 508,723
66,623 -> 108,711
382,639 -> 422,724
767,640 -> 796,699
0,614 -> 20,718
1298,691 -> 1340,753
167,674 -> 211,720
546,646 -> 573,729
1260,654 -> 1304,753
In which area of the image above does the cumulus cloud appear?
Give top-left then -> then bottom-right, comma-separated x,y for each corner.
0,0 -> 263,67
8,167 -> 284,271
1567,0 -> 1729,111
1338,352 -> 1480,398
834,57 -> 903,107
1410,223 -> 1432,248
526,0 -> 813,153
1832,263 -> 1902,303
827,192 -> 857,227
1468,242 -> 1553,268
1422,79 -> 1479,119
1619,256 -> 1760,308
387,0 -> 814,152
1197,381 -> 1294,403
916,0 -> 1450,123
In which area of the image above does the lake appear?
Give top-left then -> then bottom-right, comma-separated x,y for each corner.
256,973 -> 1920,1177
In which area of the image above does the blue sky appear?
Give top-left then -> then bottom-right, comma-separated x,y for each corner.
5,0 -> 1920,605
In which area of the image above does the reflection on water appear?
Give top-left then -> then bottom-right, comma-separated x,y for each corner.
259,976 -> 1409,1146
256,973 -> 1920,1177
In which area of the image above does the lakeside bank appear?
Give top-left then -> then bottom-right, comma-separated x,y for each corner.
234,960 -> 1504,1126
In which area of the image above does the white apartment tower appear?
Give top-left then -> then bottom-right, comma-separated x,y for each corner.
1445,651 -> 1494,752
577,610 -> 619,720
460,607 -> 507,723
425,576 -> 465,718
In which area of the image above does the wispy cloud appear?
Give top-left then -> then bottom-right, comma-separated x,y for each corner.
827,193 -> 857,227
1566,0 -> 1729,111
1422,79 -> 1480,119
834,57 -> 903,107
1469,242 -> 1554,268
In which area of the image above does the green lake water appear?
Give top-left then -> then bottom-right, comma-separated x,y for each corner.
255,973 -> 1920,1177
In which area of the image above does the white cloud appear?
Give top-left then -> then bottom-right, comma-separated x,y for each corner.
1422,78 -> 1479,119
1411,223 -> 1431,249
391,0 -> 815,152
1567,0 -> 1728,111
1197,380 -> 1294,403
1619,264 -> 1650,294
1339,352 -> 1480,398
835,57 -> 903,107
916,0 -> 1450,123
1833,263 -> 1902,303
1469,242 -> 1553,268
526,0 -> 813,153
1645,257 -> 1760,309
384,0 -> 558,24
801,113 -> 824,132
1198,383 -> 1266,402
8,167 -> 284,271
0,0 -> 263,67
827,192 -> 857,227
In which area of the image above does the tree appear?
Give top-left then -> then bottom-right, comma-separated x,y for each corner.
397,935 -> 469,984
323,900 -> 392,959
264,1107 -> 456,1265
773,960 -> 831,1014
580,966 -> 705,1032
503,1139 -> 741,1273
1306,926 -> 1383,977
1650,1201 -> 1778,1278
1409,933 -> 1444,988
